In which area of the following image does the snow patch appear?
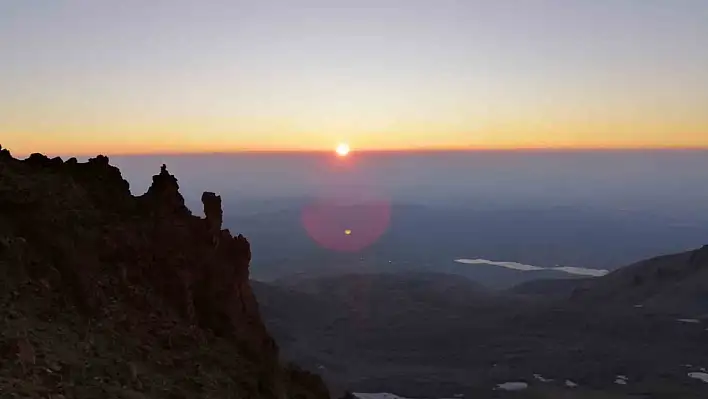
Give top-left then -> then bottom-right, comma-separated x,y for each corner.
565,380 -> 578,388
677,319 -> 701,324
533,374 -> 553,382
454,259 -> 608,277
353,394 -> 412,399
455,259 -> 542,271
688,372 -> 708,383
496,382 -> 528,391
552,266 -> 609,277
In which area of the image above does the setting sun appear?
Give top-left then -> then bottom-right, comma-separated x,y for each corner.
336,143 -> 350,157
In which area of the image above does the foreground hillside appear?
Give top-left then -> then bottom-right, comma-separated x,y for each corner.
0,146 -> 328,399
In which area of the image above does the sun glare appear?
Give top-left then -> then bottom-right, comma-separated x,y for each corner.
336,143 -> 350,157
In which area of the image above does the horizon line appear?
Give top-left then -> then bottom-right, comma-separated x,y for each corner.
6,145 -> 708,158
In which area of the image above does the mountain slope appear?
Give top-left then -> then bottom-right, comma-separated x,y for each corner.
568,245 -> 708,315
0,146 -> 328,399
508,278 -> 585,297
255,266 -> 708,397
253,272 -> 510,395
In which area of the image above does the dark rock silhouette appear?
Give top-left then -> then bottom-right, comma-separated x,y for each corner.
689,244 -> 708,267
202,191 -> 224,244
0,144 -> 11,159
141,163 -> 191,216
0,147 -> 328,399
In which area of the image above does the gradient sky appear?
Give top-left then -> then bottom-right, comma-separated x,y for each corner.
1,0 -> 707,155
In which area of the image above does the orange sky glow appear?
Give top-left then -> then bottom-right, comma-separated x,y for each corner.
2,2 -> 707,157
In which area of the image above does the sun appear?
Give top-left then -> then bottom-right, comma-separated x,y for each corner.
336,143 -> 350,157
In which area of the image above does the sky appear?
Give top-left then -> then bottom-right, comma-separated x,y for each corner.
1,0 -> 707,155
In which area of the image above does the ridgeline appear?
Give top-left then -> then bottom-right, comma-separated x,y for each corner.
0,146 -> 329,399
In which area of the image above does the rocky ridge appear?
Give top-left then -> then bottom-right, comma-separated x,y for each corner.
0,145 -> 328,399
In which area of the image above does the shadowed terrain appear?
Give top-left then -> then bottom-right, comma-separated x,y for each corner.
255,247 -> 708,398
0,146 -> 328,399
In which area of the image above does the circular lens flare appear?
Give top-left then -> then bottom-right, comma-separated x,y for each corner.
301,198 -> 390,252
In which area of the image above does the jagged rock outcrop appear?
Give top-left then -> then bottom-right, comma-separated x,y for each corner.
202,192 -> 223,232
0,148 -> 328,399
0,144 -> 11,159
141,164 -> 191,216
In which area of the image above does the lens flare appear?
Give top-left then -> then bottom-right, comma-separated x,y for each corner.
301,198 -> 390,252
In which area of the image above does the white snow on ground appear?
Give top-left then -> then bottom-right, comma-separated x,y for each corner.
614,376 -> 628,385
455,259 -> 543,271
496,382 -> 528,391
533,374 -> 553,382
677,318 -> 701,324
454,259 -> 609,276
565,380 -> 578,388
354,393 -> 412,399
688,372 -> 708,383
551,266 -> 609,277
356,393 -> 465,399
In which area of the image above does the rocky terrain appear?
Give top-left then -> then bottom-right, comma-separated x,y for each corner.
255,250 -> 708,398
0,146 -> 328,399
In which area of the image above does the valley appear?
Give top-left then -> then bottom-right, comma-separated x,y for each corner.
254,247 -> 708,397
